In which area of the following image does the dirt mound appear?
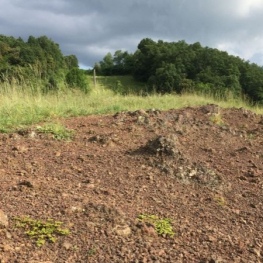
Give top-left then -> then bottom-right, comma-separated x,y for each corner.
0,105 -> 263,262
137,134 -> 222,188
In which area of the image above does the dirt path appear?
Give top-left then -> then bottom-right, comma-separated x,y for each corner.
0,104 -> 263,262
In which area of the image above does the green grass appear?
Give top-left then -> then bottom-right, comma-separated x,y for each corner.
0,75 -> 262,132
36,122 -> 74,141
96,75 -> 147,94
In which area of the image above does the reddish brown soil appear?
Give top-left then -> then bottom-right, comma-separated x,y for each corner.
0,104 -> 263,263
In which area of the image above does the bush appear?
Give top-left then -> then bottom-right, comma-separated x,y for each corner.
66,68 -> 90,93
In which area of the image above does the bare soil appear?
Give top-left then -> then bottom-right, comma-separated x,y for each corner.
0,104 -> 263,263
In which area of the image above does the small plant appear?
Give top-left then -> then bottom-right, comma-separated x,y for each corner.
209,113 -> 225,126
87,247 -> 96,257
36,123 -> 74,140
213,195 -> 227,206
14,216 -> 70,247
247,133 -> 255,140
138,214 -> 175,237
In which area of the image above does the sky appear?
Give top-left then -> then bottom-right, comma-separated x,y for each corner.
1,0 -> 263,69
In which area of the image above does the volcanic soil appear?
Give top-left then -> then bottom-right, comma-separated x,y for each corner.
0,104 -> 263,263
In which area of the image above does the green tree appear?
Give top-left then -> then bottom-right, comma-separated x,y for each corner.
240,63 -> 263,103
112,50 -> 133,75
64,55 -> 79,70
99,52 -> 114,75
151,63 -> 181,93
66,68 -> 90,93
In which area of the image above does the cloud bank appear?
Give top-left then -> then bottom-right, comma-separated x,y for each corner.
1,0 -> 263,68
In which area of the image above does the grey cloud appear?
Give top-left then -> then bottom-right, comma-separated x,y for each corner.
1,0 -> 263,67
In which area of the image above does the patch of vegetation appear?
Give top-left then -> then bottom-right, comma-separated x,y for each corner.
86,246 -> 97,257
96,75 -> 146,95
66,67 -> 91,93
36,122 -> 74,140
14,216 -> 70,247
0,34 -> 88,93
209,113 -> 225,126
213,195 -> 227,207
96,38 -> 263,104
138,214 -> 175,237
0,76 -> 262,132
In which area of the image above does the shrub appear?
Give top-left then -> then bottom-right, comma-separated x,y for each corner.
66,68 -> 90,93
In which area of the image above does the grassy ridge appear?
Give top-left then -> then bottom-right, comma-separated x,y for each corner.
0,76 -> 262,132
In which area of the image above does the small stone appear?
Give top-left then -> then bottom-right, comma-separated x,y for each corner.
114,225 -> 132,237
207,235 -> 216,242
63,241 -> 72,250
253,248 -> 261,257
232,209 -> 240,215
2,243 -> 12,251
12,145 -> 28,153
158,249 -> 166,256
28,131 -> 37,138
55,151 -> 61,157
86,221 -> 96,231
71,206 -> 82,212
18,180 -> 34,188
0,210 -> 8,227
5,231 -> 12,239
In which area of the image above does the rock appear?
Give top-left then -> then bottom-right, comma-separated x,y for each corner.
18,180 -> 34,188
251,248 -> 261,257
0,210 -> 8,227
114,225 -> 132,237
5,231 -> 12,239
1,243 -> 12,251
12,145 -> 28,153
63,241 -> 72,250
145,134 -> 179,156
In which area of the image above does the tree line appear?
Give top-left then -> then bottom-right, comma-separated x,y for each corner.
96,38 -> 263,104
0,34 -> 89,93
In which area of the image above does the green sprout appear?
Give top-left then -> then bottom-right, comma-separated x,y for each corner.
138,214 -> 175,237
14,216 -> 70,247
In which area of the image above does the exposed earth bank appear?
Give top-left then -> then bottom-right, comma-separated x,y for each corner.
0,104 -> 263,263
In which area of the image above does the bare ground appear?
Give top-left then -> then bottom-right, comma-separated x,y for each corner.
0,104 -> 263,263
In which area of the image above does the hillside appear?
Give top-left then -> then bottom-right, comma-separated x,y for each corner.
96,38 -> 263,104
0,105 -> 263,262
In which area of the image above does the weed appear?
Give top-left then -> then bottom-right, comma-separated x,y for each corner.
213,195 -> 227,206
14,216 -> 70,247
36,123 -> 74,141
87,247 -> 96,257
209,113 -> 225,126
138,214 -> 175,237
247,133 -> 255,140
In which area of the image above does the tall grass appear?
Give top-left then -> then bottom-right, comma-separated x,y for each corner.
0,76 -> 262,132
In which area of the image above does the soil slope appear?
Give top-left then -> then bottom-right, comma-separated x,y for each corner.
0,104 -> 263,263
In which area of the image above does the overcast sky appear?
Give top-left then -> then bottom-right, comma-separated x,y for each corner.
1,0 -> 263,68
